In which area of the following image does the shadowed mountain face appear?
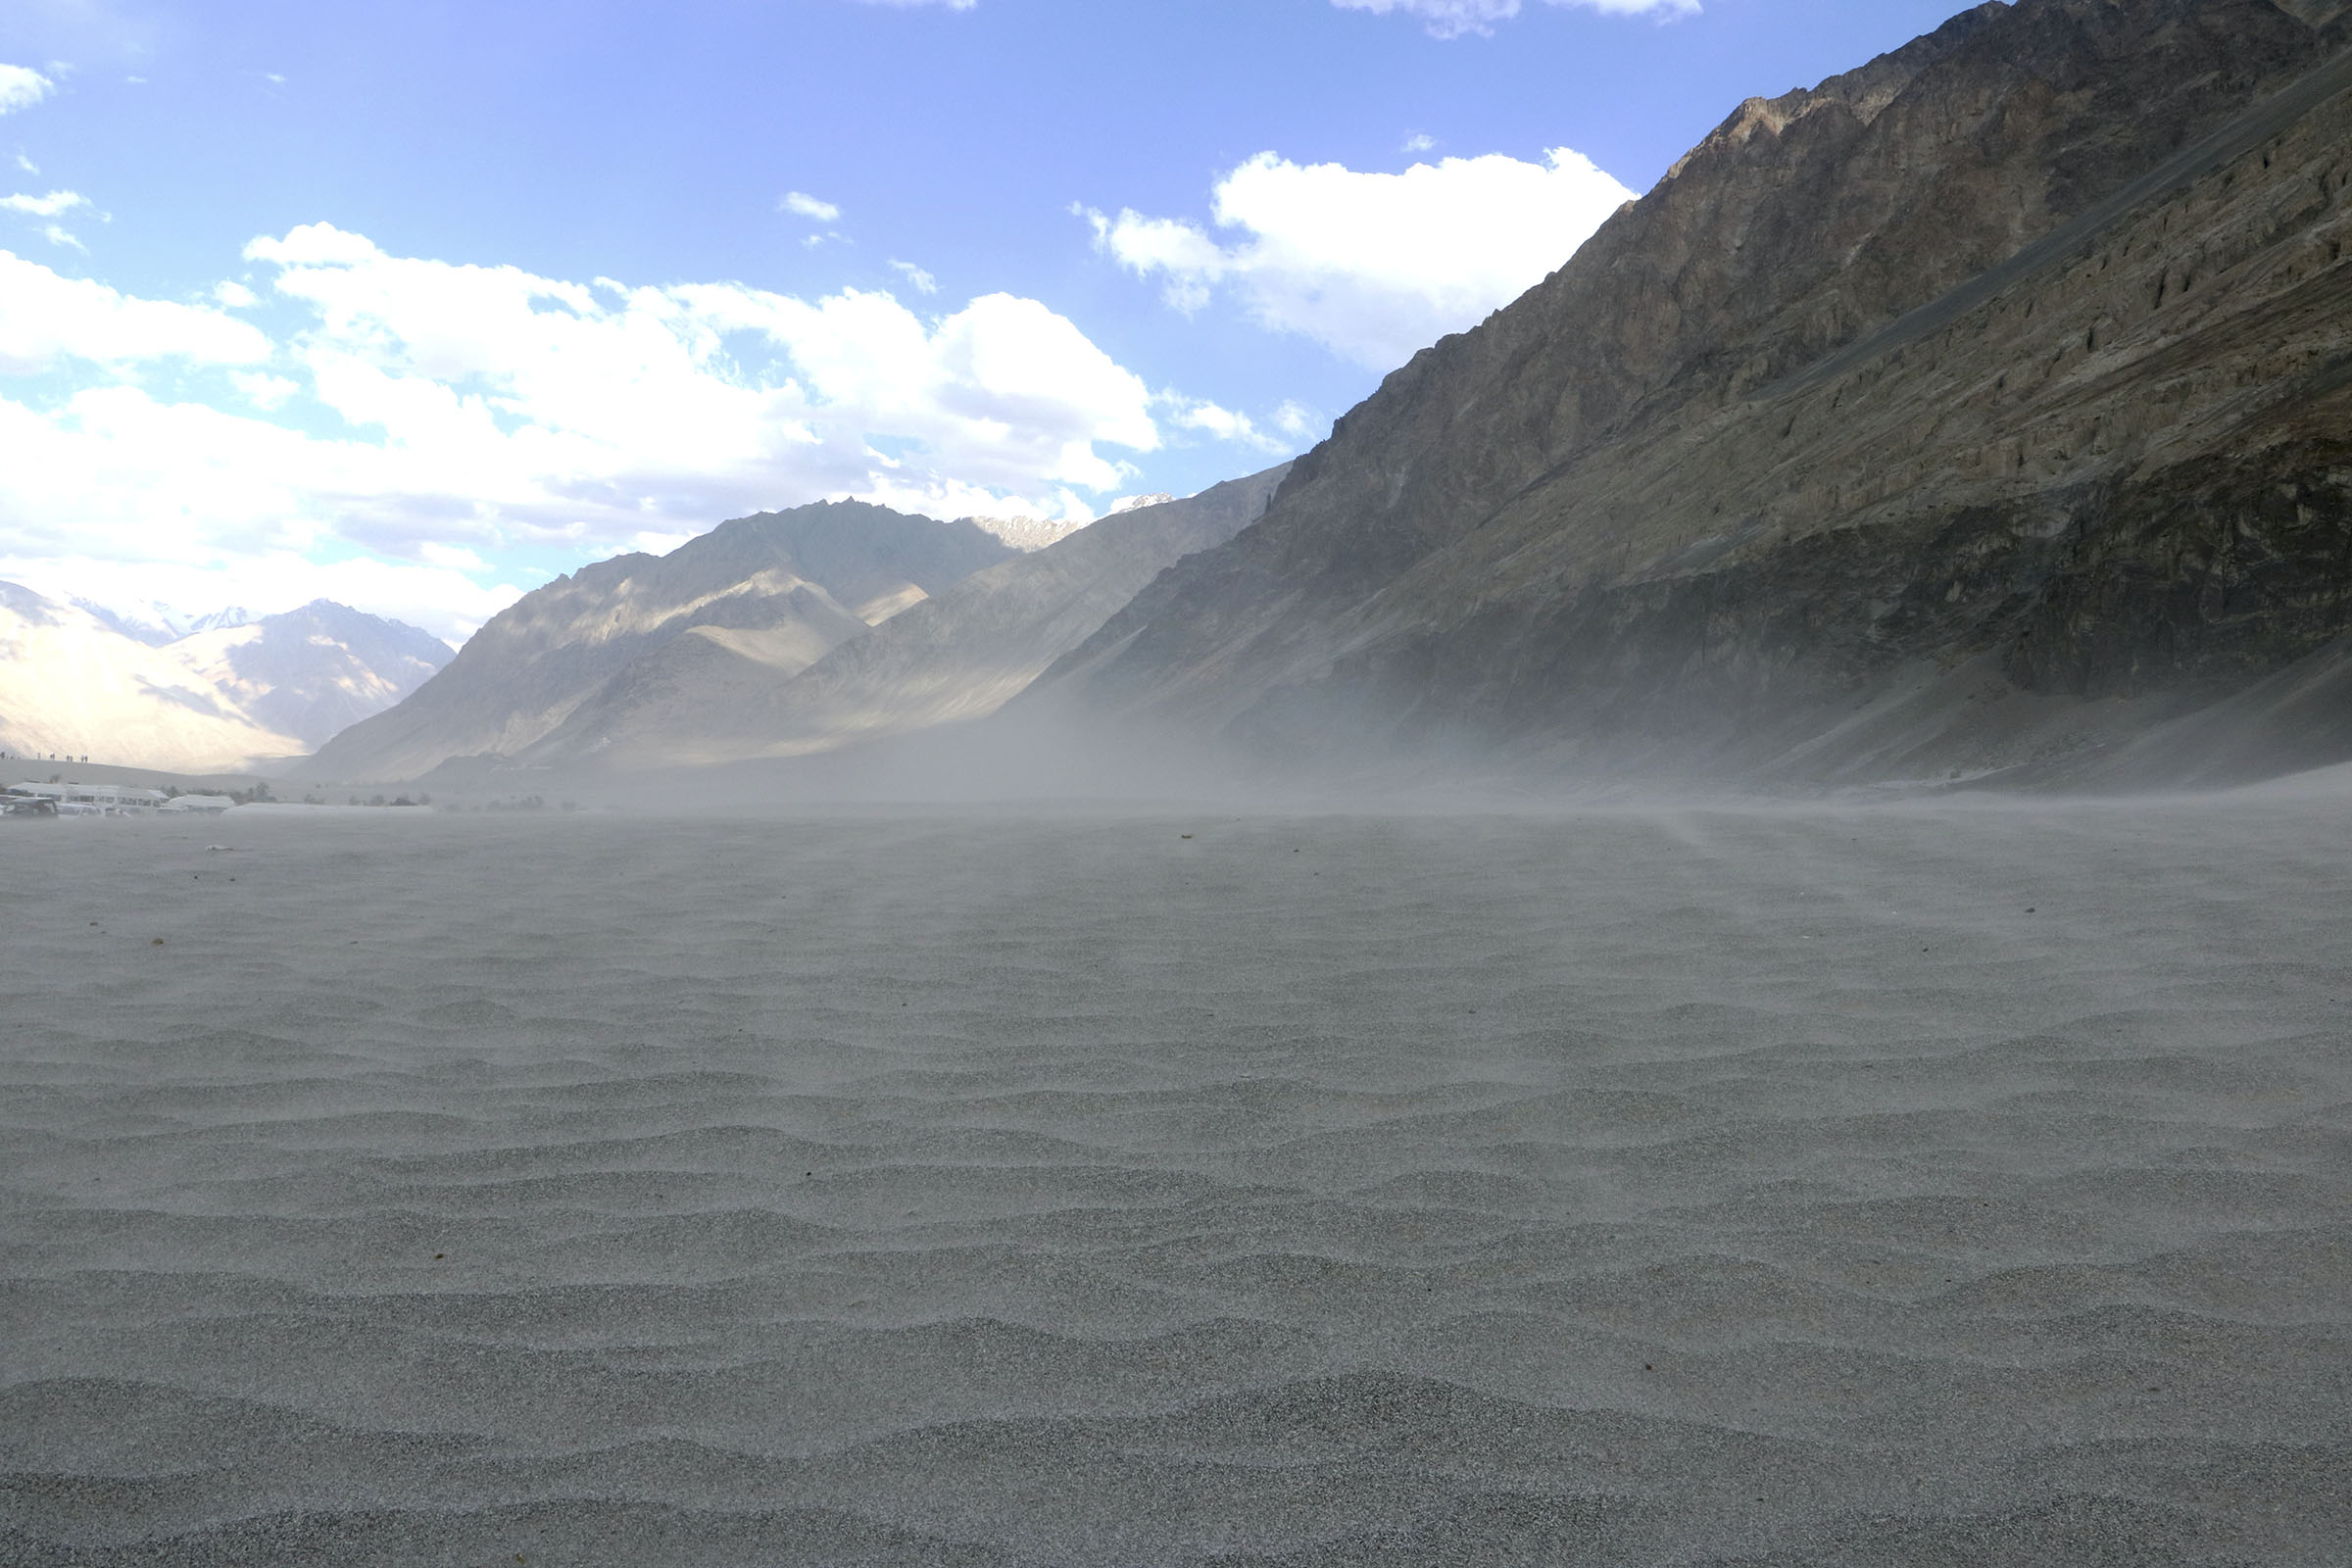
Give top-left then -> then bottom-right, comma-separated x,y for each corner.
170,602 -> 453,751
515,466 -> 1291,770
302,502 -> 1015,782
1032,0 -> 2352,789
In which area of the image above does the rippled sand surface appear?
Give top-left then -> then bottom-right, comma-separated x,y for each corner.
4,791 -> 2349,1565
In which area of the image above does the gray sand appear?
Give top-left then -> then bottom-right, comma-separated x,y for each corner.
3,788 -> 2348,1564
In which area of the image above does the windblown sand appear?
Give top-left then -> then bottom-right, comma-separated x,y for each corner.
4,789 -> 2348,1565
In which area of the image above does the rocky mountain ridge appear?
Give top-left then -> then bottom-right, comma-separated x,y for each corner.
169,602 -> 455,750
302,501 -> 1016,782
515,466 -> 1289,771
1030,0 -> 2352,788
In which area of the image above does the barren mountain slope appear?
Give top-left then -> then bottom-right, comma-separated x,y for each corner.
302,502 -> 1014,782
0,584 -> 304,772
169,602 -> 453,751
519,466 -> 1290,769
1036,0 -> 2352,786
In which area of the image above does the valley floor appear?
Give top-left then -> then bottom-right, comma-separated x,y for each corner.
3,788 -> 2348,1564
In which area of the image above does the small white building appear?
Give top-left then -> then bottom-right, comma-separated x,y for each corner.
159,795 -> 237,814
12,782 -> 174,815
76,784 -> 169,813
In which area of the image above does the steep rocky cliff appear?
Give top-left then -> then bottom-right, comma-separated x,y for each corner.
1034,0 -> 2352,787
304,502 -> 1013,782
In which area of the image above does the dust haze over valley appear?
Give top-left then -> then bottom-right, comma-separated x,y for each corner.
9,1 -> 2352,1564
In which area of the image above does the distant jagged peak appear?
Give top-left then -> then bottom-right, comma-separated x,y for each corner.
955,491 -> 1198,553
73,596 -> 258,646
962,514 -> 1086,553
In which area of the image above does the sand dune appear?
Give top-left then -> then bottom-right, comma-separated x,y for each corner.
3,791 -> 2347,1564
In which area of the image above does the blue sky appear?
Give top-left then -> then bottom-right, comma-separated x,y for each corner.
2,0 -> 1972,638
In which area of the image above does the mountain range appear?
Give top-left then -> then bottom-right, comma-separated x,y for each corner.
303,476 -> 1289,780
519,467 -> 1285,770
292,0 -> 2352,794
0,590 -> 452,773
302,502 -> 1019,782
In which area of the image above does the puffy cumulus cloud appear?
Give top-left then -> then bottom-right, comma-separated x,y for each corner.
0,249 -> 271,370
1331,0 -> 1695,39
0,382 -> 388,565
1088,146 -> 1635,368
228,223 -> 1159,513
781,190 -> 840,222
0,232 -> 1242,637
0,383 -> 526,641
890,259 -> 939,295
0,65 -> 54,115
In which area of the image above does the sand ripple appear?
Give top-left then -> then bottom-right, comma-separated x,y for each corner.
3,799 -> 2348,1563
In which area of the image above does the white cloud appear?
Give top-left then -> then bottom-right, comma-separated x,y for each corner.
418,540 -> 488,572
2,188 -> 104,247
1273,400 -> 1318,440
14,152 -> 37,174
629,528 -> 695,557
1158,393 -> 1289,456
1332,0 -> 1696,39
782,190 -> 841,222
213,278 -> 259,308
0,249 -> 272,370
1402,132 -> 1436,153
229,370 -> 298,410
0,231 -> 1281,637
0,65 -> 53,115
0,188 -> 86,218
890,259 -> 939,295
1088,145 -> 1636,368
